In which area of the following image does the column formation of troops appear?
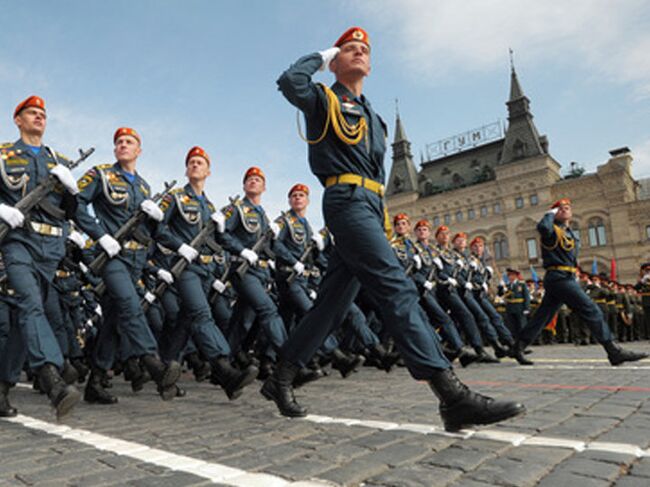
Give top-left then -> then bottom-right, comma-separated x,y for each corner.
0,26 -> 646,430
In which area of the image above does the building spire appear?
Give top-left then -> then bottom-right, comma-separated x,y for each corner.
386,106 -> 419,196
393,98 -> 408,143
509,48 -> 525,100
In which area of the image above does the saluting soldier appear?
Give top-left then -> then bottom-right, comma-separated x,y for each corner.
512,198 -> 647,365
0,96 -> 82,419
155,146 -> 258,399
263,26 -> 524,431
75,127 -> 181,403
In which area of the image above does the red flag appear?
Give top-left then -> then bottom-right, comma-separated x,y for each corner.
610,258 -> 617,281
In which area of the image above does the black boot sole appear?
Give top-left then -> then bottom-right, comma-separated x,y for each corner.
54,387 -> 82,420
609,352 -> 649,366
225,367 -> 259,401
443,403 -> 526,432
0,407 -> 18,417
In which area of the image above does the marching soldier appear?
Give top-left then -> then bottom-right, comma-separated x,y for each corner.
264,26 -> 524,431
503,268 -> 530,344
0,96 -> 82,418
155,146 -> 258,400
512,198 -> 647,365
75,127 -> 181,403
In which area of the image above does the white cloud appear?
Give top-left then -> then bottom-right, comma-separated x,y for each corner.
356,0 -> 650,96
632,138 -> 650,179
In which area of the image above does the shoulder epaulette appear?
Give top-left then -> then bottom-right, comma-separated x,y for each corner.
0,142 -> 13,149
96,163 -> 113,170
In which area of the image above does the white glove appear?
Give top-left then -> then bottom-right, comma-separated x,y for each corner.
178,243 -> 198,263
269,221 -> 281,239
424,281 -> 434,291
140,199 -> 164,222
0,204 -> 24,228
240,248 -> 258,265
50,164 -> 79,195
642,274 -> 650,283
98,234 -> 121,258
211,211 -> 225,233
144,291 -> 156,304
546,207 -> 560,216
94,304 -> 103,317
433,256 -> 443,270
485,265 -> 494,277
456,259 -> 465,268
447,277 -> 458,287
293,261 -> 305,275
523,310 -> 531,316
212,278 -> 226,294
309,289 -> 318,300
311,232 -> 325,251
413,254 -> 422,270
157,269 -> 174,285
482,282 -> 489,293
268,259 -> 276,271
67,230 -> 86,248
79,262 -> 89,274
318,47 -> 340,71
465,282 -> 473,291
469,260 -> 478,270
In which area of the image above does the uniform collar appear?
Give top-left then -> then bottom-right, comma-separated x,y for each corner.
332,81 -> 367,106
113,162 -> 140,181
14,138 -> 45,158
243,196 -> 265,214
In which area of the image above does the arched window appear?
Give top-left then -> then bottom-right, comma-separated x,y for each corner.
571,222 -> 581,243
645,225 -> 650,240
493,233 -> 509,260
588,218 -> 607,247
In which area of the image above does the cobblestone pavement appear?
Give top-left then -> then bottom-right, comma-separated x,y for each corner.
1,343 -> 650,486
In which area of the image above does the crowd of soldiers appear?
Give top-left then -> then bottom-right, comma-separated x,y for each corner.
1,26 -> 647,432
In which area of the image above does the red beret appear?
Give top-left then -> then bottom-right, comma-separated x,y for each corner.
288,183 -> 309,197
334,27 -> 370,48
14,95 -> 45,118
114,127 -> 141,144
435,225 -> 450,237
243,166 -> 265,182
414,219 -> 431,230
393,213 -> 410,225
186,146 -> 210,165
452,232 -> 468,241
470,236 -> 484,247
551,197 -> 571,209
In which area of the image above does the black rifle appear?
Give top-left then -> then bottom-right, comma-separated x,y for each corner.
88,180 -> 176,275
235,211 -> 286,279
286,241 -> 316,285
141,218 -> 222,312
0,147 -> 95,243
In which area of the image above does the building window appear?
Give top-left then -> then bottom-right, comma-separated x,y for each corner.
493,234 -> 509,260
456,211 -> 463,222
433,216 -> 440,227
468,208 -> 475,220
645,225 -> 650,240
515,196 -> 524,209
530,194 -> 539,206
588,218 -> 607,247
494,202 -> 502,214
526,238 -> 538,259
480,206 -> 488,217
571,222 -> 581,243
444,214 -> 451,225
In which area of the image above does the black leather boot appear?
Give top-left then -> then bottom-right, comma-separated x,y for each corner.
0,381 -> 17,417
512,341 -> 534,366
61,359 -> 79,385
141,355 -> 181,401
70,358 -> 89,384
369,344 -> 400,373
474,346 -> 500,364
185,352 -> 211,382
38,363 -> 81,419
125,357 -> 150,392
331,348 -> 365,378
211,357 -> 258,400
257,357 -> 275,381
84,368 -> 118,404
429,368 -> 526,432
260,360 -> 307,417
489,340 -> 509,359
458,347 -> 479,367
292,367 -> 322,389
604,341 -> 649,366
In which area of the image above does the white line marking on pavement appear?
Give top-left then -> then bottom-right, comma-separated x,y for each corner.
1,414 -> 336,487
512,365 -> 650,370
303,415 -> 650,458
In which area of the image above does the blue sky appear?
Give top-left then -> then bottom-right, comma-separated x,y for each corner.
2,0 -> 649,228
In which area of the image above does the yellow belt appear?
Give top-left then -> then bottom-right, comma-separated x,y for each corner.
506,298 -> 525,303
123,240 -> 145,251
199,255 -> 213,264
616,304 -> 624,309
55,270 -> 71,278
607,301 -> 616,305
594,299 -> 607,304
30,221 -> 63,237
258,259 -> 269,269
325,173 -> 385,197
546,265 -> 577,273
